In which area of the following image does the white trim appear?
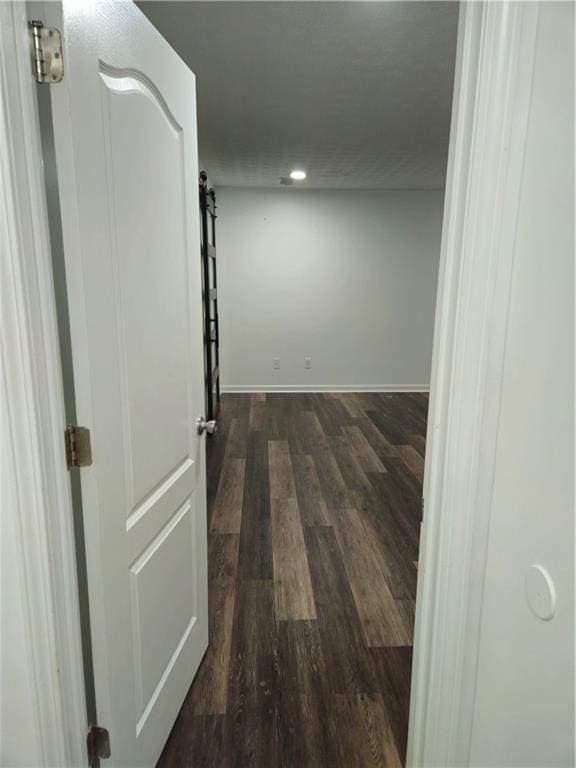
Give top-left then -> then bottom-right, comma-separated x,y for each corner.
407,2 -> 540,766
0,4 -> 87,767
221,384 -> 430,394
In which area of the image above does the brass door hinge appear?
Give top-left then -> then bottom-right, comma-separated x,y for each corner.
29,20 -> 63,83
64,425 -> 92,469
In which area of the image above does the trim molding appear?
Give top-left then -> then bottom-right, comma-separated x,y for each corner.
0,4 -> 87,766
221,384 -> 430,394
407,3 -> 540,766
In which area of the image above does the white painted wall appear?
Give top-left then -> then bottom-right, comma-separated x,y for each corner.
469,3 -> 574,765
216,188 -> 444,391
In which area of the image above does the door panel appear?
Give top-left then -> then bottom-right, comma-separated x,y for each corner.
45,2 -> 208,765
130,500 -> 195,727
100,68 -> 192,509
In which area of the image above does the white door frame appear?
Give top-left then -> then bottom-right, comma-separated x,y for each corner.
0,1 -> 542,766
407,1 -> 540,765
0,2 -> 87,766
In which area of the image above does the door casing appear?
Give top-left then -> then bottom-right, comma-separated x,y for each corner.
1,2 -> 87,765
407,2 -> 542,765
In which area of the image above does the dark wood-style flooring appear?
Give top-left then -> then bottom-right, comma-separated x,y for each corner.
158,392 -> 428,768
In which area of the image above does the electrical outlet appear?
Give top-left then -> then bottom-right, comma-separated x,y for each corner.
304,357 -> 312,370
273,358 -> 280,370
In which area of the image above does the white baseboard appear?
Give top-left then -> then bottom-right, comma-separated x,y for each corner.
221,384 -> 430,394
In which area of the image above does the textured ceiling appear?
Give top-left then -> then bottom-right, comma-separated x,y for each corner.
138,1 -> 459,189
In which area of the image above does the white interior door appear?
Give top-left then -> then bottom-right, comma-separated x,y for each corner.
44,2 -> 208,765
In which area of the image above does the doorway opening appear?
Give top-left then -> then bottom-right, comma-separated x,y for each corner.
5,1 -> 572,766
137,2 -> 458,765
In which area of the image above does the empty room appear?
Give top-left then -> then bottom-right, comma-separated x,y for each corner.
129,2 -> 458,766
2,1 -> 573,768
135,2 -> 456,764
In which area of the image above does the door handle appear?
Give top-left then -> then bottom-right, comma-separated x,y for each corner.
196,416 -> 217,435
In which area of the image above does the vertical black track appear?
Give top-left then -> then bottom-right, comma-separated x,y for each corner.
199,171 -> 221,422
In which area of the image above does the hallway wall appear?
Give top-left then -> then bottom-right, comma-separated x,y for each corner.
215,188 -> 444,391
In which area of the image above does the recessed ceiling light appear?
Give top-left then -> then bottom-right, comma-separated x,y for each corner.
290,170 -> 306,181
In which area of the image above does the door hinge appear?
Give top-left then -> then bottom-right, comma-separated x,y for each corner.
29,20 -> 63,84
87,725 -> 111,764
64,425 -> 92,468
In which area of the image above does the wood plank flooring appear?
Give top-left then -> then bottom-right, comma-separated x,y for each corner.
158,392 -> 428,768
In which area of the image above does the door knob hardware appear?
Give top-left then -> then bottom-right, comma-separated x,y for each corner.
196,417 -> 217,435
